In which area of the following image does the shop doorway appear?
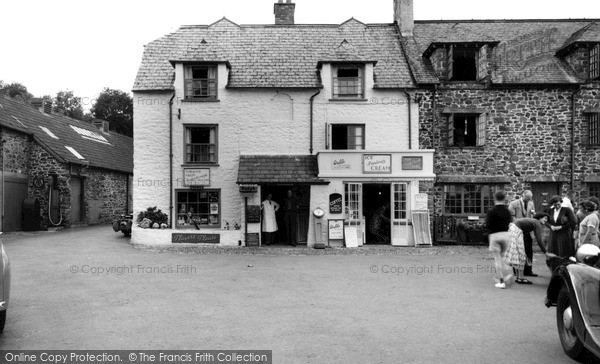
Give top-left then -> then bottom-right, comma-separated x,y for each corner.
363,184 -> 391,244
260,185 -> 310,245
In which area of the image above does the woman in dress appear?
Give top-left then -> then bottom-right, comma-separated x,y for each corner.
504,222 -> 528,283
261,193 -> 280,245
579,200 -> 600,247
546,195 -> 577,258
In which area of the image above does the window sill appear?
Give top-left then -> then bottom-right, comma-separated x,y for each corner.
182,163 -> 219,167
443,146 -> 485,150
328,98 -> 368,102
182,98 -> 220,103
585,144 -> 600,149
175,225 -> 222,229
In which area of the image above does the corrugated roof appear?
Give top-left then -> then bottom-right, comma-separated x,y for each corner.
405,19 -> 600,85
237,155 -> 327,184
133,18 -> 416,91
0,96 -> 133,174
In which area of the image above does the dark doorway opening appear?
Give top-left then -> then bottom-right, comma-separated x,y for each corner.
363,184 -> 391,244
260,185 -> 310,246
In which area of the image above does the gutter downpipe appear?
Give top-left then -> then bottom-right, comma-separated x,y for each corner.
403,90 -> 412,149
432,85 -> 438,150
309,89 -> 321,154
169,93 -> 175,227
570,87 -> 580,192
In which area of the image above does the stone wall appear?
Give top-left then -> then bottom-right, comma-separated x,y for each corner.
84,168 -> 131,224
1,128 -> 30,174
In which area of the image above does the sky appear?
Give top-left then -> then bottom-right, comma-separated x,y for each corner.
0,0 -> 598,111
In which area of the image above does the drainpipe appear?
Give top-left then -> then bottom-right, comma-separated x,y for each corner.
1,137 -> 4,231
309,89 -> 321,154
432,85 -> 438,149
570,87 -> 580,192
168,93 -> 175,227
403,90 -> 412,149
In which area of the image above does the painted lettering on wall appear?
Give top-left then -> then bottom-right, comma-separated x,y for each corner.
363,154 -> 391,174
172,233 -> 220,244
332,158 -> 351,170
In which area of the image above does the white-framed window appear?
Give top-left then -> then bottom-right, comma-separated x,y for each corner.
184,65 -> 217,100
447,113 -> 486,147
590,44 -> 599,80
185,125 -> 217,164
176,189 -> 221,228
344,183 -> 362,222
448,45 -> 479,81
332,64 -> 364,98
327,123 -> 365,150
393,183 -> 408,220
443,184 -> 500,215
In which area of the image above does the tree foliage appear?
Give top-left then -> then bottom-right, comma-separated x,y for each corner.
91,88 -> 133,137
0,81 -> 34,102
53,90 -> 84,120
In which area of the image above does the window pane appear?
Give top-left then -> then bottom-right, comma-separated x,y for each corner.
186,126 -> 217,163
176,189 -> 220,227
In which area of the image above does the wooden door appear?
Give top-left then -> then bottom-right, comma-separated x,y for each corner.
531,183 -> 560,214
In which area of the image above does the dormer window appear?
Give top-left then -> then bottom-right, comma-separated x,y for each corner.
332,64 -> 364,98
448,45 -> 478,81
184,65 -> 217,100
590,44 -> 599,80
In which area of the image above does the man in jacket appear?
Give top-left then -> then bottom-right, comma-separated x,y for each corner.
509,190 -> 537,276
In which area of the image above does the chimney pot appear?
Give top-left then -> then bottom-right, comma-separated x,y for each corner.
274,0 -> 295,25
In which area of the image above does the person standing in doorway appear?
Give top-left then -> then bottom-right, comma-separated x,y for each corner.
284,189 -> 299,247
509,190 -> 537,276
261,193 -> 279,246
486,190 -> 514,289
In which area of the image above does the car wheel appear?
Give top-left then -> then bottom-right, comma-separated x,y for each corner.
557,285 -> 586,360
0,310 -> 6,334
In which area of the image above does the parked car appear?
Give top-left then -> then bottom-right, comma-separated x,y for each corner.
545,244 -> 600,361
112,214 -> 133,237
0,232 -> 11,334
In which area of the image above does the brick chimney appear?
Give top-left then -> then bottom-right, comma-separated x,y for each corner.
274,0 -> 295,25
92,119 -> 110,133
30,98 -> 53,114
394,0 -> 414,37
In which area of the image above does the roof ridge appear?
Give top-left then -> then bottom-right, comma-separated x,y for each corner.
415,18 -> 600,24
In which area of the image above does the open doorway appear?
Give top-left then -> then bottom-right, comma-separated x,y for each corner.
363,184 -> 391,244
260,185 -> 310,245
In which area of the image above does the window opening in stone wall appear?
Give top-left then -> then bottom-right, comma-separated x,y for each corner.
589,183 -> 600,199
448,46 -> 478,81
184,65 -> 217,100
332,124 -> 365,150
176,189 -> 220,228
590,44 -> 599,80
185,125 -> 217,163
447,114 -> 485,147
589,113 -> 599,145
443,184 -> 499,215
333,65 -> 364,98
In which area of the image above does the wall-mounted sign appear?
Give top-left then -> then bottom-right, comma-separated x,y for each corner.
239,185 -> 258,194
414,193 -> 428,210
328,219 -> 344,240
329,193 -> 343,214
401,156 -> 423,170
363,154 -> 391,174
246,233 -> 260,247
331,158 -> 351,170
246,205 -> 262,223
184,168 -> 210,187
210,203 -> 219,214
172,233 -> 220,244
32,177 -> 45,189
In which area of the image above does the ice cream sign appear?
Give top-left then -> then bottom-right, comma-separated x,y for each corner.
363,154 -> 391,174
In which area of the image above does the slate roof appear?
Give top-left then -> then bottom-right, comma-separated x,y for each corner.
237,155 -> 327,184
557,21 -> 600,55
405,19 -> 600,85
133,18 -> 416,91
0,96 -> 133,174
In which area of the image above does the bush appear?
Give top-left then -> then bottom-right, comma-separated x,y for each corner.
137,206 -> 169,226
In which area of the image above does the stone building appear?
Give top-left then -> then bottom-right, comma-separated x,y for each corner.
398,4 -> 600,242
132,0 -> 435,246
0,96 -> 133,232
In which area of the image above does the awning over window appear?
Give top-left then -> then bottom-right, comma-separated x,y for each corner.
237,155 -> 328,185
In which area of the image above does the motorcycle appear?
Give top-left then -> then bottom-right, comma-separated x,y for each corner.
112,214 -> 133,237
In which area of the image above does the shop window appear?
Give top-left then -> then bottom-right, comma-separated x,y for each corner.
344,183 -> 362,222
447,113 -> 486,147
332,64 -> 364,98
590,44 -> 599,80
589,183 -> 600,199
448,45 -> 478,81
176,189 -> 220,228
331,124 -> 365,150
184,65 -> 217,100
443,184 -> 499,215
589,113 -> 599,146
185,125 -> 217,164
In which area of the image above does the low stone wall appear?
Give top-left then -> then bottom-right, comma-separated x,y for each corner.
131,226 -> 244,246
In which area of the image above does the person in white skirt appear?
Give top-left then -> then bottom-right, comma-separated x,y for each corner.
261,193 -> 280,245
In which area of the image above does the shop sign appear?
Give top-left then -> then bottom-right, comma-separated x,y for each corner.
246,233 -> 260,247
328,219 -> 344,240
363,154 -> 391,174
414,193 -> 428,210
401,156 -> 423,170
246,205 -> 262,223
331,158 -> 351,170
172,233 -> 220,244
184,168 -> 210,187
239,185 -> 258,194
329,193 -> 343,214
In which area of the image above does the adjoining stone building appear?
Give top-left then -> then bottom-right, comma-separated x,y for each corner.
132,0 -> 435,247
398,6 -> 600,243
0,96 -> 133,232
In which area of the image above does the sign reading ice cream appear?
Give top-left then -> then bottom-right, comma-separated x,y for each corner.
363,154 -> 391,174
